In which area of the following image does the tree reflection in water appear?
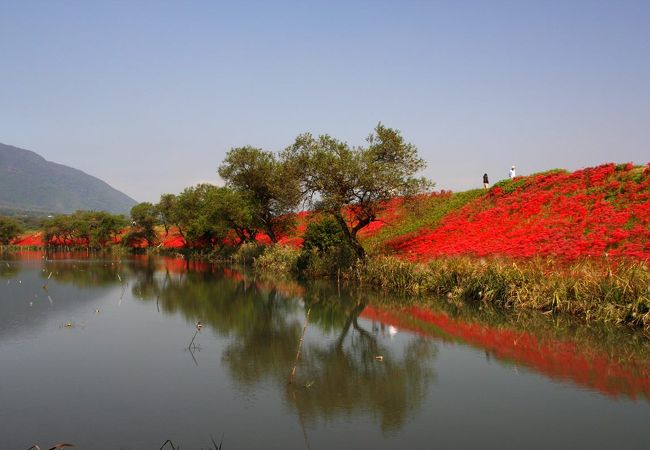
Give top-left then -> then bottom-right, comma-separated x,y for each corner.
0,262 -> 21,279
125,259 -> 438,433
291,309 -> 436,432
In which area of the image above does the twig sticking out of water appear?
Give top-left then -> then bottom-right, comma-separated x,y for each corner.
188,323 -> 202,350
159,440 -> 177,450
288,308 -> 311,385
42,271 -> 53,290
118,275 -> 127,305
188,329 -> 199,349
211,434 -> 224,450
156,272 -> 169,313
160,437 -> 222,450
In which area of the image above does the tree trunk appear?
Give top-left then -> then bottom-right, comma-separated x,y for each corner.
333,213 -> 367,259
265,225 -> 278,243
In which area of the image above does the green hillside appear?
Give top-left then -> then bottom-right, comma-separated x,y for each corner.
0,142 -> 137,214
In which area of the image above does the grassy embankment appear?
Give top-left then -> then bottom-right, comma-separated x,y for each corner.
254,163 -> 650,330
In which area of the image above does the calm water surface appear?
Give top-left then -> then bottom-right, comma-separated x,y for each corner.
1,251 -> 649,449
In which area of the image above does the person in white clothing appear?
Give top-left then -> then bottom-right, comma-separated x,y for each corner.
509,165 -> 516,179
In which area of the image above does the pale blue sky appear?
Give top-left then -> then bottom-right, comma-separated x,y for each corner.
1,0 -> 649,202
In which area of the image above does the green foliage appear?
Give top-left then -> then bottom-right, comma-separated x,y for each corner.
42,211 -> 127,248
296,216 -> 356,276
0,208 -> 49,231
157,193 -> 176,235
0,215 -> 24,244
296,245 -> 357,277
86,211 -> 127,247
174,184 -> 229,247
493,177 -> 527,194
357,256 -> 650,330
231,241 -> 266,264
219,146 -> 300,242
124,202 -> 159,246
207,187 -> 258,243
493,168 -> 568,194
157,184 -> 259,249
253,244 -> 300,273
283,123 -> 432,258
302,216 -> 347,252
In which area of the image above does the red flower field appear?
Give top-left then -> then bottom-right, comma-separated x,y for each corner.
384,163 -> 650,261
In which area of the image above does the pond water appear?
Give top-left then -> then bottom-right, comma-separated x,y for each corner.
1,251 -> 649,449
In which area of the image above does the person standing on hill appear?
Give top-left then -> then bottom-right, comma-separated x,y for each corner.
483,173 -> 489,189
509,165 -> 516,179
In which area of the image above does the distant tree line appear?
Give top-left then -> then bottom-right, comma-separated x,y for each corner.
42,211 -> 127,248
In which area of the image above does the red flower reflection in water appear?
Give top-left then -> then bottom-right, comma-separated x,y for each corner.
361,305 -> 650,400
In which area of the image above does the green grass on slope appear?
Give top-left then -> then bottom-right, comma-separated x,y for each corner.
364,189 -> 484,254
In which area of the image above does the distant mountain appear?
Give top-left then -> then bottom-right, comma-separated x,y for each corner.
0,142 -> 137,214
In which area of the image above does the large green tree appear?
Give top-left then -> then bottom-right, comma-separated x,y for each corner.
124,202 -> 160,247
218,146 -> 301,243
163,184 -> 256,248
172,184 -> 222,247
283,123 -> 432,258
157,193 -> 176,237
206,187 -> 258,244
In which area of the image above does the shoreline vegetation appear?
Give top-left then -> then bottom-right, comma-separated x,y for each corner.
251,246 -> 650,331
4,250 -> 649,400
2,125 -> 649,331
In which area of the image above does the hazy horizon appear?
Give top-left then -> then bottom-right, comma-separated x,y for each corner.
1,1 -> 649,203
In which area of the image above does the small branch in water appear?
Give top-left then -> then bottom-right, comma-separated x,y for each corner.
188,329 -> 199,349
27,444 -> 80,450
288,308 -> 311,385
210,434 -> 224,450
159,440 -> 177,450
42,271 -> 53,290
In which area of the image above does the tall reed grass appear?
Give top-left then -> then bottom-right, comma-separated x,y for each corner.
357,256 -> 650,330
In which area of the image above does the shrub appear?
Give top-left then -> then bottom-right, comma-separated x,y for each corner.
302,217 -> 346,251
254,244 -> 300,273
297,217 -> 356,276
231,241 -> 265,265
